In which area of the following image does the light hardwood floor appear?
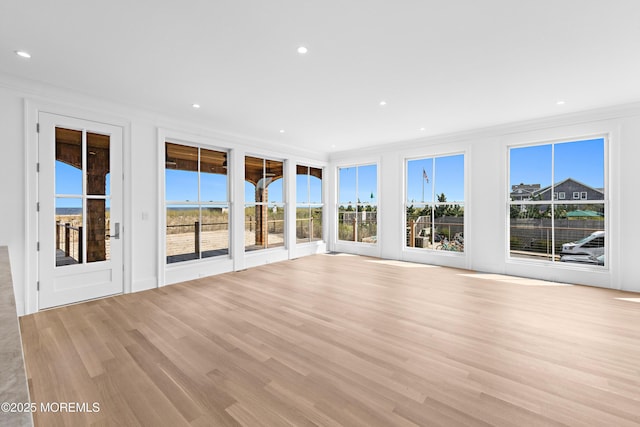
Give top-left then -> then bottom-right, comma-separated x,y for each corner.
20,254 -> 640,426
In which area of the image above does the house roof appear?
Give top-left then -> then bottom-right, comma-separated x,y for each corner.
535,178 -> 604,196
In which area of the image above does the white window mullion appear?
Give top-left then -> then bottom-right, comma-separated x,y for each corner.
431,157 -> 436,243
81,129 -> 87,264
550,143 -> 555,261
197,147 -> 202,259
355,166 -> 359,242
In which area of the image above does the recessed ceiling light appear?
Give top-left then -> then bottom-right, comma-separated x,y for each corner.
279,129 -> 285,133
556,100 -> 566,105
15,50 -> 31,59
297,46 -> 308,54
379,101 -> 387,106
420,127 -> 425,131
331,144 -> 336,148
192,104 -> 201,109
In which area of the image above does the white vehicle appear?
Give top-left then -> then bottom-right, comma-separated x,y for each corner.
561,231 -> 604,257
560,253 -> 605,266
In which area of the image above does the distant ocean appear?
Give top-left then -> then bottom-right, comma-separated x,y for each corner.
167,207 -> 228,211
56,208 -> 82,215
56,208 -> 110,215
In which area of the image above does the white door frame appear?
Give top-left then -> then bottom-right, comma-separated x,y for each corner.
25,100 -> 132,314
38,113 -> 123,308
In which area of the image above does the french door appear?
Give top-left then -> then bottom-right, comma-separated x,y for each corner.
38,113 -> 123,309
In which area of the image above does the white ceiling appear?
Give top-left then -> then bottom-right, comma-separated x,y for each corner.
1,1 -> 639,153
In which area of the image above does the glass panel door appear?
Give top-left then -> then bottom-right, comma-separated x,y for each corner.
39,112 -> 123,309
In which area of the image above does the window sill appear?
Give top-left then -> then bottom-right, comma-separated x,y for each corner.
166,254 -> 232,269
505,256 -> 609,272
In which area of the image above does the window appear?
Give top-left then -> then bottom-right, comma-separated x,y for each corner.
509,138 -> 605,266
296,165 -> 323,244
165,142 -> 229,264
558,192 -> 566,199
55,129 -> 112,265
405,154 -> 464,251
245,156 -> 285,251
337,164 -> 377,243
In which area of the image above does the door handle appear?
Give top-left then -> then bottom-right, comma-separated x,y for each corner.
109,222 -> 120,239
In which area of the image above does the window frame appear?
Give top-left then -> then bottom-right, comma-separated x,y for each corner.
403,152 -> 465,253
164,140 -> 230,265
507,136 -> 608,269
244,155 -> 287,252
295,165 -> 324,245
336,162 -> 378,245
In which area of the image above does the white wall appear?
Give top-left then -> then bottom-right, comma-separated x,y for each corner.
130,122 -> 159,292
617,117 -> 640,291
0,73 -> 328,315
0,86 -> 27,314
330,105 -> 640,292
2,72 -> 639,317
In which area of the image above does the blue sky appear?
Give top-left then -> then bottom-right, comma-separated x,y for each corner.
55,162 -> 111,208
164,170 -> 228,202
510,138 -> 604,189
57,137 -> 603,208
58,162 -> 314,206
166,169 -> 288,203
407,154 -> 464,203
338,164 -> 377,205
245,178 -> 283,203
296,173 -> 322,204
164,169 -> 322,204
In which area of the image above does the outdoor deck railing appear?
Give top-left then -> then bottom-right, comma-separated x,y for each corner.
337,217 -> 378,242
166,221 -> 230,254
510,224 -> 601,255
295,217 -> 322,240
56,221 -> 83,263
243,218 -> 285,233
405,219 -> 464,250
166,219 -> 287,255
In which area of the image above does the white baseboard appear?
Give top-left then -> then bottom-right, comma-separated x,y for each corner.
132,277 -> 157,292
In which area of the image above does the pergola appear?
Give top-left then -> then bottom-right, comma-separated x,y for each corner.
58,136 -> 322,259
165,145 -> 322,248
